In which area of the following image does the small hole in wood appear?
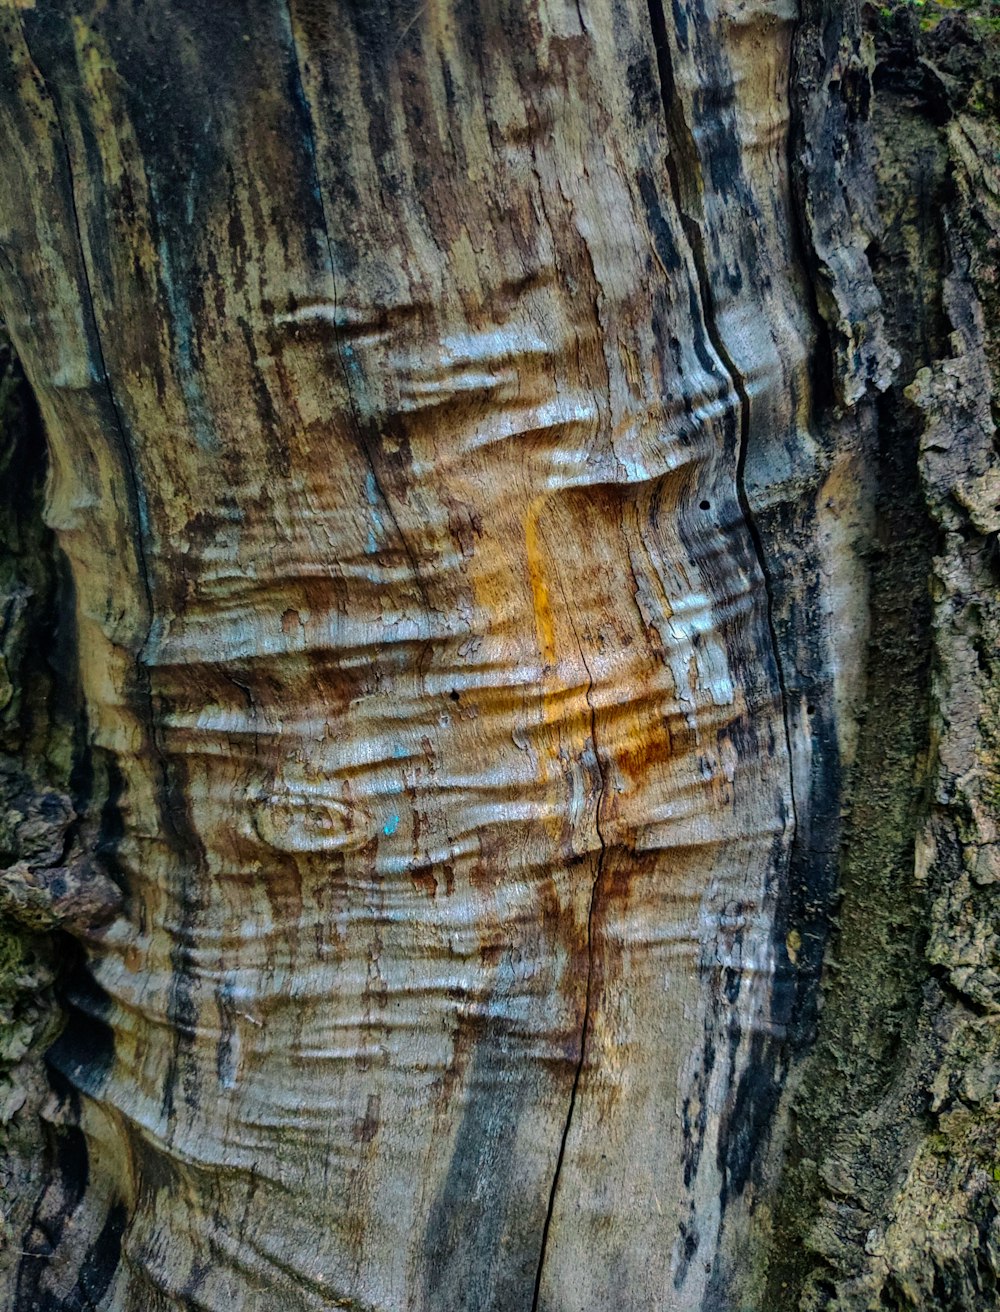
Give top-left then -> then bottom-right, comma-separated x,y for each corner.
699,499 -> 710,511
450,689 -> 460,702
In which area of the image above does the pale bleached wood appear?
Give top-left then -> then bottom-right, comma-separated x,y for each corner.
0,2 -> 857,1308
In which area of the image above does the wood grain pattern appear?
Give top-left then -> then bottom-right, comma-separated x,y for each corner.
0,2 -> 845,1308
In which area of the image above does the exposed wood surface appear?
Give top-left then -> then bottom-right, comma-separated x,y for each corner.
0,2 -> 866,1308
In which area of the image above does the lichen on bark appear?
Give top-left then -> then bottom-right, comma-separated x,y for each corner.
769,4 -> 1000,1307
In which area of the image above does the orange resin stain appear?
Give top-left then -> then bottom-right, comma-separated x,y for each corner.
524,501 -> 557,676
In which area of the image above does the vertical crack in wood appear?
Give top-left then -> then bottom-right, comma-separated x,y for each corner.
645,0 -> 800,846
531,638 -> 607,1312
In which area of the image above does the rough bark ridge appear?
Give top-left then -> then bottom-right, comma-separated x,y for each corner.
768,3 -> 1000,1308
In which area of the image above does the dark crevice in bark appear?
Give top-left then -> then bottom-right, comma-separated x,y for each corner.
645,0 -> 799,855
530,625 -> 608,1312
645,13 -> 805,1145
775,2 -> 860,1064
643,14 -> 804,1292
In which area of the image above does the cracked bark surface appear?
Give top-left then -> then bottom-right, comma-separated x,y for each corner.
767,4 -> 1000,1308
0,1 -> 996,1310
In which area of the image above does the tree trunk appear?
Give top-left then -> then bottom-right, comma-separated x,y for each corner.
0,2 -> 995,1311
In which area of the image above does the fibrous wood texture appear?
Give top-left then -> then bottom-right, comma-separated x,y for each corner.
0,1 -> 873,1309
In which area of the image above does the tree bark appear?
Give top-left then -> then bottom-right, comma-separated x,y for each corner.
0,2 -> 996,1311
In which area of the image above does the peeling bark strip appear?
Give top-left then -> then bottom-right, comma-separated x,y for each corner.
0,1 -> 844,1307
